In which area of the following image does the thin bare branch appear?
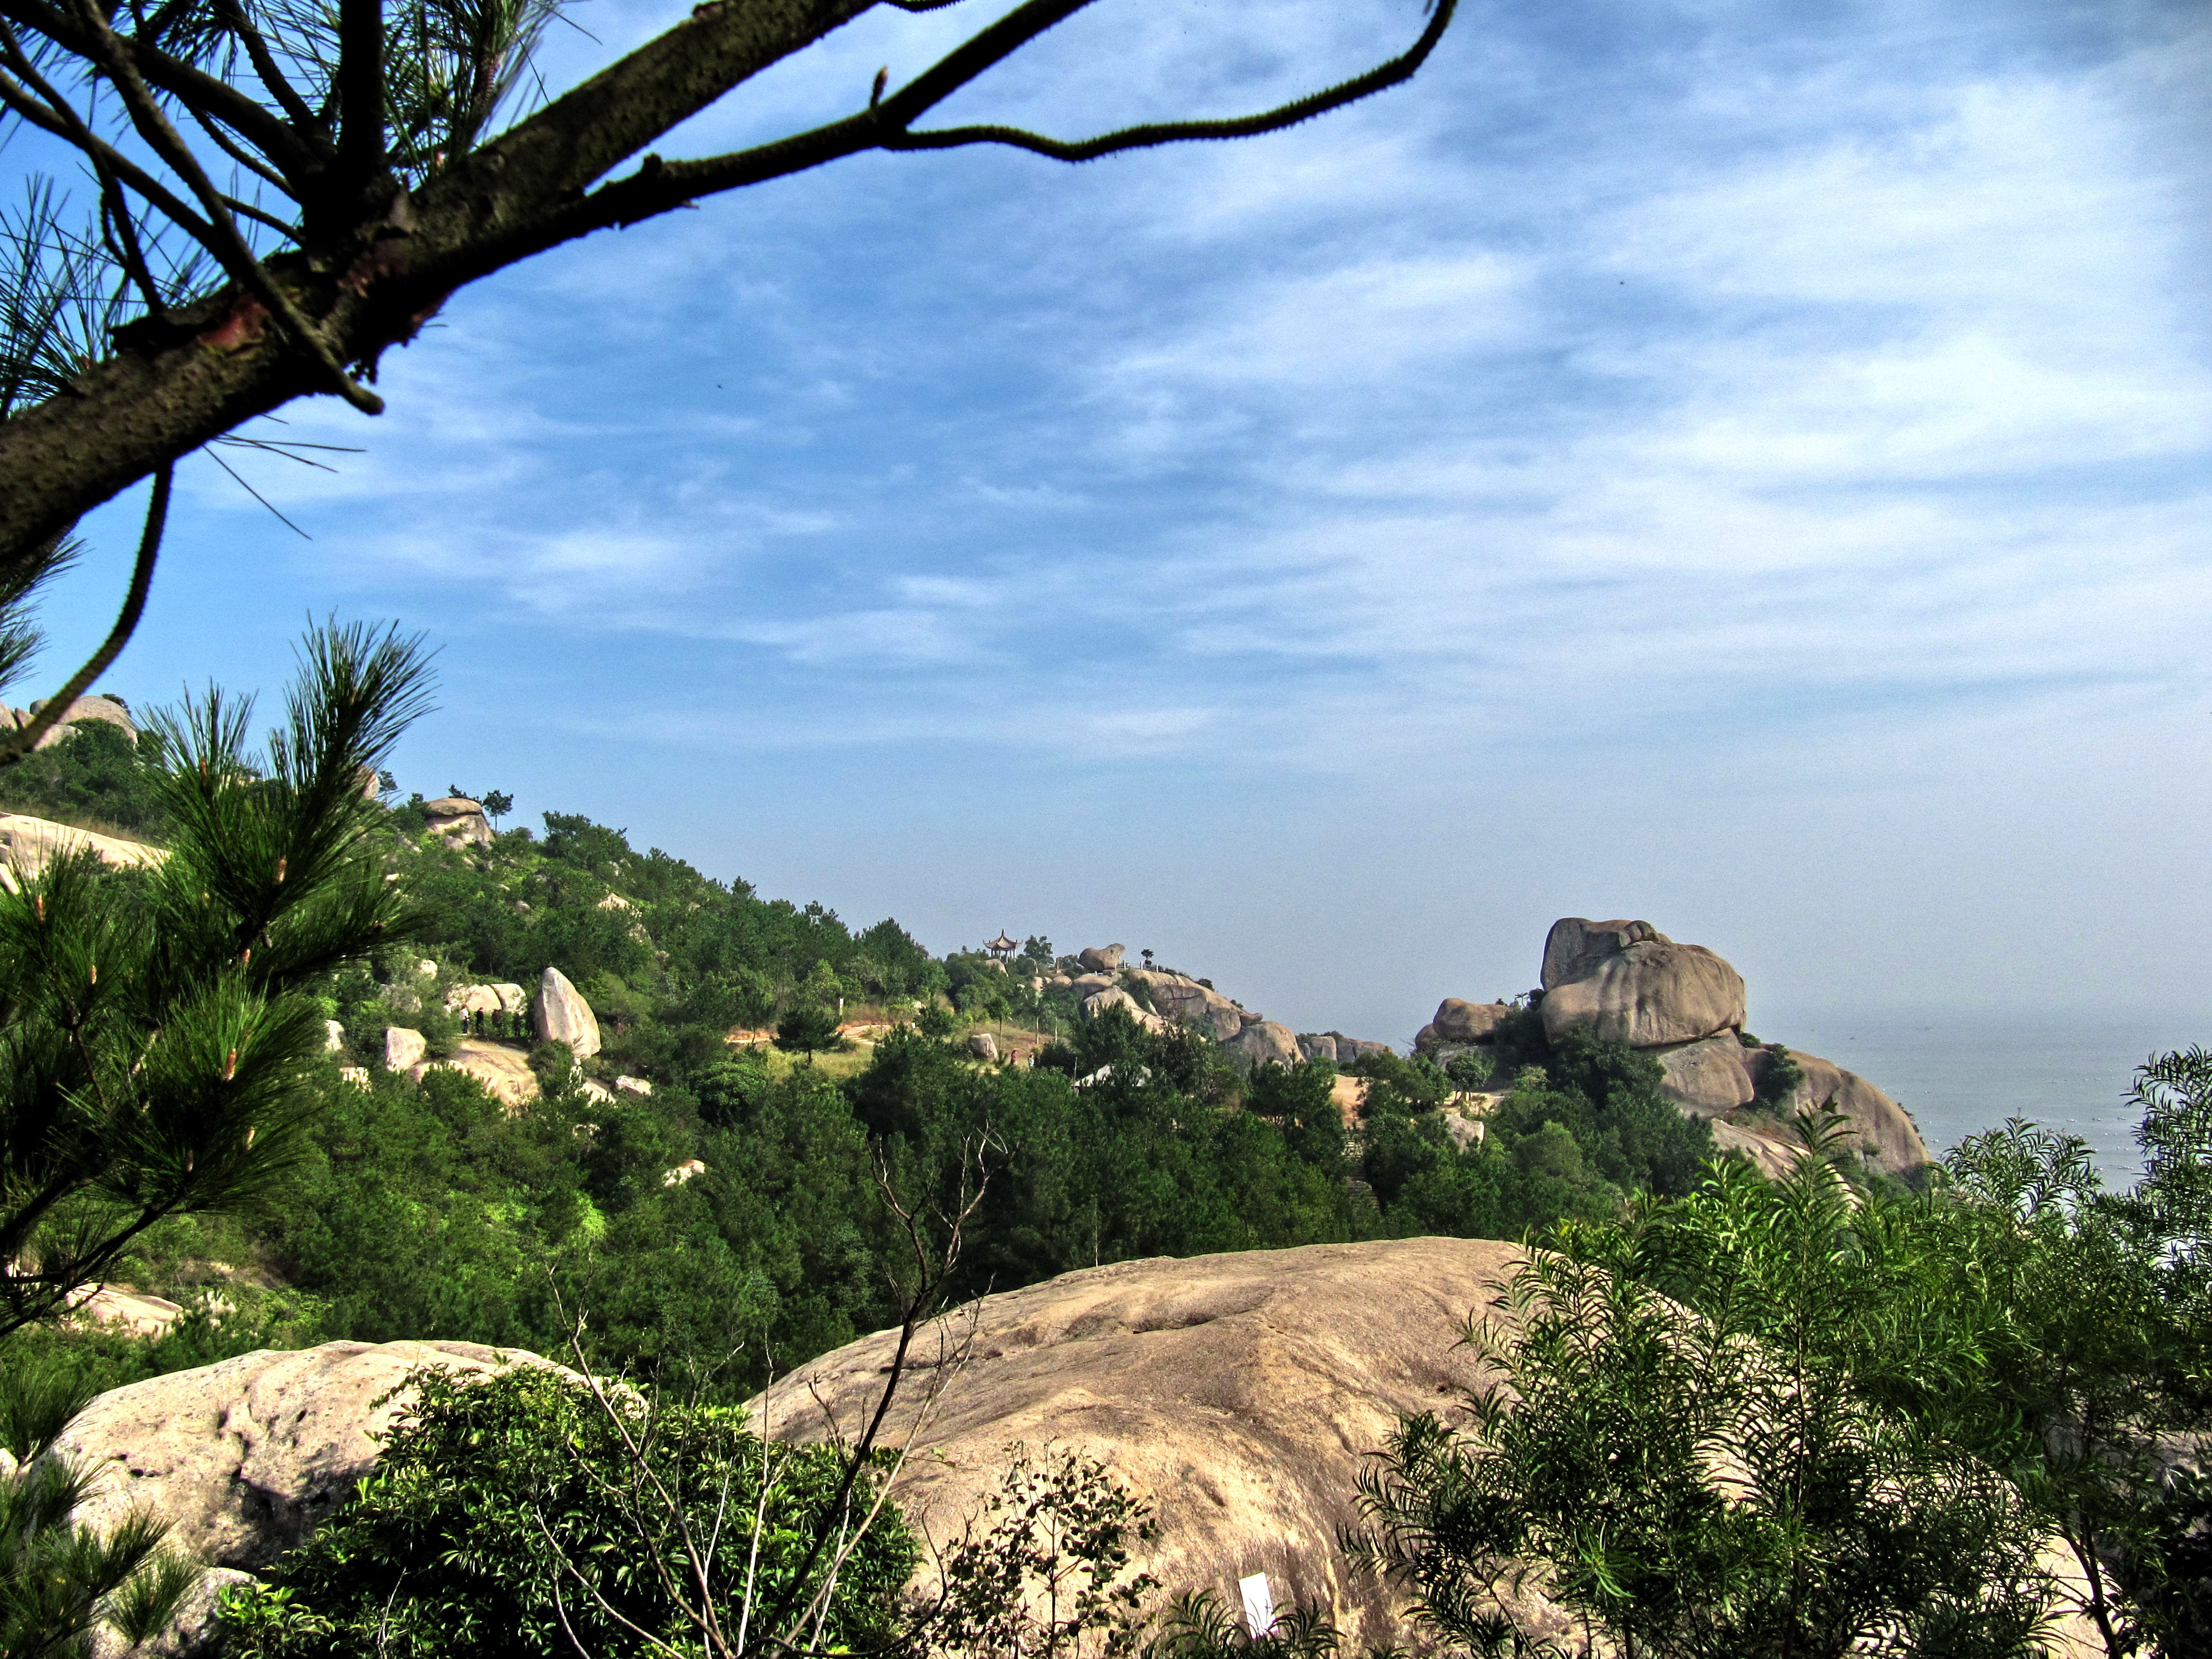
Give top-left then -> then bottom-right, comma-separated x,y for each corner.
890,0 -> 1458,159
215,0 -> 319,131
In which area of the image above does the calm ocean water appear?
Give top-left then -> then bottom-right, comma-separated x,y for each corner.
1762,1009 -> 2210,1187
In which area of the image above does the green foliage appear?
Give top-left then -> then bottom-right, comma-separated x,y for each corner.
217,1363 -> 917,1659
0,719 -> 174,840
1,1355 -> 200,1659
929,1444 -> 1159,1659
1752,1039 -> 1806,1108
0,620 -> 434,1339
774,1003 -> 842,1055
1349,1116 -> 2054,1658
1141,1592 -> 1355,1659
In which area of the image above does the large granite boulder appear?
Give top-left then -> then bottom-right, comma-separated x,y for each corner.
410,1039 -> 540,1109
382,1025 -> 426,1071
967,1031 -> 1000,1062
420,796 -> 493,847
1130,971 -> 1249,1043
1538,919 -> 1745,1048
751,1239 -> 1544,1650
1227,1020 -> 1302,1070
57,1341 -> 564,1573
1653,1034 -> 1755,1117
1299,1034 -> 1339,1063
1758,1048 -> 1929,1173
534,965 -> 601,1058
1078,944 -> 1126,973
1433,999 -> 1511,1044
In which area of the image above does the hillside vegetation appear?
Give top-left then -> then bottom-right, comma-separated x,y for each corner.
7,727 -> 1711,1400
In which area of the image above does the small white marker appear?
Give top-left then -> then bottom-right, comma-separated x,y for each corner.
1239,1572 -> 1276,1639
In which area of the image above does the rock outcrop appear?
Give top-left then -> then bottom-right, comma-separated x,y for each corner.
0,693 -> 137,752
1538,919 -> 1746,1048
534,965 -> 601,1058
1078,944 -> 1126,973
420,795 -> 493,847
1082,987 -> 1168,1034
1652,1033 -> 1755,1117
1756,1048 -> 1926,1172
58,1342 -> 564,1574
383,1025 -> 426,1071
409,1039 -> 539,1109
0,812 -> 165,888
967,1031 -> 1000,1062
752,1239 -> 1550,1650
1433,999 -> 1511,1045
1131,971 -> 1249,1043
1228,1020 -> 1302,1069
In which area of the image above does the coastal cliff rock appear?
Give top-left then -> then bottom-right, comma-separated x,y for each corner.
752,1238 -> 1553,1650
1539,922 -> 1746,1048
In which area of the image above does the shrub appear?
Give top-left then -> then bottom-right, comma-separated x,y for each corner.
218,1363 -> 917,1659
775,1003 -> 843,1055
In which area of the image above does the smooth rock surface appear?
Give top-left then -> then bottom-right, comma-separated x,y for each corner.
1228,1019 -> 1302,1069
409,1039 -> 539,1109
56,1341 -> 564,1572
1433,999 -> 1511,1044
0,813 -> 166,887
1299,1034 -> 1339,1063
967,1031 -> 1000,1062
534,965 -> 601,1058
1653,1034 -> 1756,1117
19,694 -> 137,750
1540,917 -> 1665,990
750,1239 -> 1542,1650
446,983 -> 503,1016
1078,944 -> 1126,972
1131,971 -> 1249,1043
1776,1049 -> 1929,1173
1540,935 -> 1746,1048
382,1025 -> 426,1071
1082,988 -> 1168,1034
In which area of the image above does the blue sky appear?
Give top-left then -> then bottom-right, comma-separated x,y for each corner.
31,0 -> 2212,1045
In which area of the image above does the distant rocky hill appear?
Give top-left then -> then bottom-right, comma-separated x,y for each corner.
1413,916 -> 1928,1175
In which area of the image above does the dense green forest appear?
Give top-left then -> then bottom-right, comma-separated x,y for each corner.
6,719 -> 1714,1399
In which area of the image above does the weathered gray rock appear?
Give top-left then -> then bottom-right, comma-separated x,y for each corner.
752,1239 -> 1556,1651
1538,922 -> 1745,1048
1078,944 -> 1126,973
1130,971 -> 1249,1042
615,1075 -> 654,1098
1652,1033 -> 1755,1117
1070,972 -> 1120,999
533,966 -> 601,1058
967,1031 -> 1000,1062
1768,1048 -> 1929,1173
57,1342 -> 565,1574
1433,999 -> 1511,1044
1299,1034 -> 1339,1063
1336,1038 -> 1394,1064
1228,1020 -> 1302,1069
382,1025 -> 426,1071
1081,988 -> 1168,1034
1540,917 -> 1666,990
409,1039 -> 539,1109
492,982 -> 528,1015
324,1019 -> 346,1053
420,795 -> 493,847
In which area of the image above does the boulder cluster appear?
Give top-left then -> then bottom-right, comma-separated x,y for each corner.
1050,945 -> 1322,1070
371,966 -> 602,1110
1418,917 -> 1928,1174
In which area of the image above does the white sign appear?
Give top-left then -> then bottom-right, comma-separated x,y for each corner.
1239,1572 -> 1276,1639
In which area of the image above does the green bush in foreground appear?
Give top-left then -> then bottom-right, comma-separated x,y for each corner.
218,1364 -> 917,1659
